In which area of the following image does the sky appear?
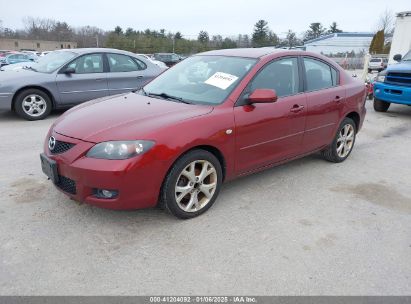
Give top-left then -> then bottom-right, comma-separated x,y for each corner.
1,0 -> 410,38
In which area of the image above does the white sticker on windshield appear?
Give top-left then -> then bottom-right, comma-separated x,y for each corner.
204,72 -> 239,90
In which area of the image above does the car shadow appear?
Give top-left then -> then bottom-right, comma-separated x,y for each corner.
57,153 -> 325,225
0,109 -> 67,123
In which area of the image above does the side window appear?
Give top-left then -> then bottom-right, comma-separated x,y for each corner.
66,54 -> 104,74
303,57 -> 334,91
107,53 -> 145,72
9,55 -> 18,60
250,57 -> 299,98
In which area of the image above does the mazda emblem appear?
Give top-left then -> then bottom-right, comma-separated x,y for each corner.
48,136 -> 56,151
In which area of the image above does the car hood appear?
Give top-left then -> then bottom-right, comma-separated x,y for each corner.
0,68 -> 42,81
387,61 -> 411,72
54,92 -> 214,143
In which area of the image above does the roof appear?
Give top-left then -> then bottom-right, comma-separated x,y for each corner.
397,11 -> 411,17
198,48 -> 292,58
57,48 -> 137,56
304,32 -> 375,45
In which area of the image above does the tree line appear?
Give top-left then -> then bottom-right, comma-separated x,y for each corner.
0,15 -> 392,55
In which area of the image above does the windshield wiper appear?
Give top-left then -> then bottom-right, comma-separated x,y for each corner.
146,92 -> 191,104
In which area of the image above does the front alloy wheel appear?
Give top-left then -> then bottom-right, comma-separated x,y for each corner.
175,160 -> 217,212
14,88 -> 52,120
161,150 -> 222,219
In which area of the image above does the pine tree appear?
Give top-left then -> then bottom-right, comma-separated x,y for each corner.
252,20 -> 269,47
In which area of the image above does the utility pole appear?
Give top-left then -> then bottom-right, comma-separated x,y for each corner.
96,35 -> 99,47
172,36 -> 175,53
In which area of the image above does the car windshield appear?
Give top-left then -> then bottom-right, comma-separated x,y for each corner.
143,55 -> 257,105
29,51 -> 77,73
402,50 -> 411,61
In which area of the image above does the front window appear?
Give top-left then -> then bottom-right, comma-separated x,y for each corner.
66,53 -> 104,73
29,51 -> 76,73
143,55 -> 257,105
250,57 -> 300,97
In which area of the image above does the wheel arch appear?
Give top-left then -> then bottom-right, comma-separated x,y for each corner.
345,111 -> 360,132
12,86 -> 55,111
174,145 -> 227,181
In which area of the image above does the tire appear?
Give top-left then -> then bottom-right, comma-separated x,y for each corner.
14,89 -> 52,121
367,93 -> 373,100
161,149 -> 223,219
321,118 -> 356,163
373,98 -> 390,112
368,68 -> 371,73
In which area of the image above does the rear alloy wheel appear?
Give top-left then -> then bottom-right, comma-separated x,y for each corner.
161,150 -> 222,219
321,118 -> 356,163
14,89 -> 52,120
374,98 -> 390,112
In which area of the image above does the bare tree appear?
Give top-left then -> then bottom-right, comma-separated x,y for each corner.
376,9 -> 395,35
22,16 -> 56,40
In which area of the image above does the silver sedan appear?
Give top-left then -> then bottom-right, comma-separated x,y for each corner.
0,48 -> 166,120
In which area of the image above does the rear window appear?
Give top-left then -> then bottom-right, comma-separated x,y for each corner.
370,59 -> 382,62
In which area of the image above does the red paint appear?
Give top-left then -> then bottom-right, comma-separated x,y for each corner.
43,49 -> 366,210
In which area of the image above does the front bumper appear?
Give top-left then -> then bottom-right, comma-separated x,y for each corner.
42,132 -> 168,210
374,82 -> 411,105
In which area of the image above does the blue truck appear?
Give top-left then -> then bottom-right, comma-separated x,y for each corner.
373,50 -> 411,112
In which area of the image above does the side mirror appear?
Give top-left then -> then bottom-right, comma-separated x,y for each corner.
64,67 -> 75,74
393,54 -> 402,62
248,89 -> 278,104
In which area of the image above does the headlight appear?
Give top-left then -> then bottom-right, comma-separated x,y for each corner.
376,70 -> 387,83
376,75 -> 385,82
86,140 -> 155,160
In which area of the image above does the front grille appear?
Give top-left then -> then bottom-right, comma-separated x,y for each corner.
386,72 -> 411,87
50,140 -> 75,154
56,175 -> 77,195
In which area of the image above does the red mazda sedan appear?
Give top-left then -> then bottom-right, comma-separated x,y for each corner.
41,48 -> 366,218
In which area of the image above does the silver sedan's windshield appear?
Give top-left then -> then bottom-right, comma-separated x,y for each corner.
30,51 -> 77,73
143,55 -> 257,105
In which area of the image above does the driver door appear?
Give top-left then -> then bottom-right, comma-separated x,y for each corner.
234,57 -> 307,174
56,53 -> 108,106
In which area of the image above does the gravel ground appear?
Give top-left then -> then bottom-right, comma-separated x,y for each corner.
0,100 -> 410,295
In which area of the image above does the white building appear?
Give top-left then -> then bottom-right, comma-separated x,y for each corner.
388,11 -> 411,64
304,32 -> 375,55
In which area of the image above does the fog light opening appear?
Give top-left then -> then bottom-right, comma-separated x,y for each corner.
93,189 -> 119,199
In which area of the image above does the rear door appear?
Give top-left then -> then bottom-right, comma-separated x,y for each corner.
301,57 -> 345,153
106,53 -> 149,95
56,53 -> 108,106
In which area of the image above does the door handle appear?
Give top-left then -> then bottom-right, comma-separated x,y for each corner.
290,104 -> 305,113
136,76 -> 144,79
334,96 -> 342,102
95,78 -> 104,81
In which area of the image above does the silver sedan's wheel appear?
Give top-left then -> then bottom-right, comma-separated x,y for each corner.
22,94 -> 47,117
336,124 -> 355,158
15,89 -> 52,121
175,160 -> 218,212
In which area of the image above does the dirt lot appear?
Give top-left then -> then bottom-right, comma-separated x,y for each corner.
0,100 -> 410,295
